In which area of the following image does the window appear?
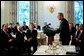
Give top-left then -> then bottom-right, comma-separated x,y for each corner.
74,1 -> 83,24
17,1 -> 30,26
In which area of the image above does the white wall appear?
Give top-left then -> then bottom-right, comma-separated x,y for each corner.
1,1 -> 4,26
38,1 -> 67,28
1,1 -> 12,26
1,1 -> 73,28
38,1 -> 44,28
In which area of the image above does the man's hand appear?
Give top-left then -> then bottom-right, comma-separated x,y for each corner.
27,38 -> 32,42
79,40 -> 81,42
9,39 -> 13,42
76,38 -> 81,42
76,38 -> 79,41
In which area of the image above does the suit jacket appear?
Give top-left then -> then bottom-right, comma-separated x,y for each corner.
56,18 -> 70,41
8,28 -> 15,34
80,31 -> 84,55
71,30 -> 80,45
22,25 -> 29,30
14,26 -> 18,34
77,30 -> 83,40
16,31 -> 25,46
74,30 -> 80,38
69,27 -> 76,38
26,29 -> 38,45
1,31 -> 13,47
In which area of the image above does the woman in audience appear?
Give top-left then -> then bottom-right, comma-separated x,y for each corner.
26,23 -> 38,54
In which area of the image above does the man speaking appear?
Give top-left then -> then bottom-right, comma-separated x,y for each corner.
56,13 -> 70,45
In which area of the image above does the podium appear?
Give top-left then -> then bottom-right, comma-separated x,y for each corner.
43,28 -> 56,45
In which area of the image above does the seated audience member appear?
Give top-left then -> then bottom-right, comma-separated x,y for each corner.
26,23 -> 38,54
80,30 -> 84,55
75,24 -> 83,46
33,23 -> 41,30
71,24 -> 80,46
1,24 -> 14,53
22,21 -> 29,31
7,23 -> 15,34
69,23 -> 76,40
14,22 -> 20,34
16,26 -> 25,54
77,24 -> 83,55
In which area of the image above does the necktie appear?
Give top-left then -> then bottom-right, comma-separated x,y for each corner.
74,31 -> 78,38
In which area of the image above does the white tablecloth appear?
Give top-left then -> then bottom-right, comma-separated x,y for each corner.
33,45 -> 76,55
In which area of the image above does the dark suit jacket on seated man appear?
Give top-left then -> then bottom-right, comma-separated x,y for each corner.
1,24 -> 14,48
14,22 -> 20,34
16,26 -> 25,47
1,24 -> 15,56
75,24 -> 83,46
22,21 -> 29,31
71,24 -> 82,46
79,31 -> 84,55
26,23 -> 38,54
76,24 -> 83,55
16,26 -> 26,55
69,23 -> 76,40
26,29 -> 38,46
56,13 -> 70,45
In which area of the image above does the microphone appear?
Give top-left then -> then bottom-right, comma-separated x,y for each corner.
47,23 -> 51,26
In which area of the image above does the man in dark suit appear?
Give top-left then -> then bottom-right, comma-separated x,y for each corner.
16,26 -> 25,55
77,24 -> 83,55
22,21 -> 29,31
75,24 -> 83,46
80,30 -> 84,55
1,24 -> 14,55
26,23 -> 38,54
69,23 -> 76,39
56,13 -> 70,45
71,24 -> 80,46
14,22 -> 19,34
7,23 -> 15,34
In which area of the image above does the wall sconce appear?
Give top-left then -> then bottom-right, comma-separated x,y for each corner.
48,4 -> 55,13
